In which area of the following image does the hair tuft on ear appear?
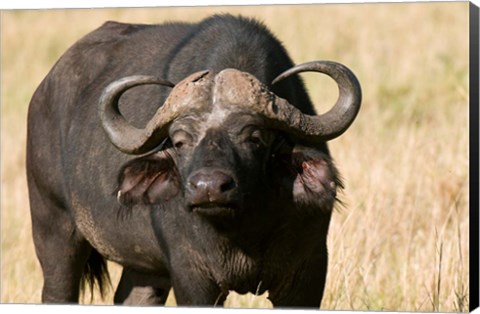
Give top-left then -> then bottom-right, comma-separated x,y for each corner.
274,144 -> 343,214
116,150 -> 179,207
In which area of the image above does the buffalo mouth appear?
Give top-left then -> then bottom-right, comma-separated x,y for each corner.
190,202 -> 237,217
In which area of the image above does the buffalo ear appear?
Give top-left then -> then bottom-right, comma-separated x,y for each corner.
274,144 -> 343,212
116,150 -> 179,206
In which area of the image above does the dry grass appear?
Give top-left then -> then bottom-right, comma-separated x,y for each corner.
0,2 -> 470,311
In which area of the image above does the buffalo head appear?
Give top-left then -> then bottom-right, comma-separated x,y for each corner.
99,61 -> 361,219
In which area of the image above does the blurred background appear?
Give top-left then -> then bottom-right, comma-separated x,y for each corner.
0,2 -> 470,311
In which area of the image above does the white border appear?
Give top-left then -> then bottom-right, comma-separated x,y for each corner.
0,0 -> 475,10
1,1 -> 477,314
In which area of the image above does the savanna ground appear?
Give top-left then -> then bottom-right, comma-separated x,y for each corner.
0,2 -> 471,311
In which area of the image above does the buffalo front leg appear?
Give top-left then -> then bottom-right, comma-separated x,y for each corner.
114,268 -> 171,305
268,251 -> 328,308
168,259 -> 226,306
170,274 -> 226,306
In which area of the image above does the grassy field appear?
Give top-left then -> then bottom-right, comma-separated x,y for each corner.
0,2 -> 470,311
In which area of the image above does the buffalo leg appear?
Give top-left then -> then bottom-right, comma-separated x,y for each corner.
29,182 -> 91,303
169,267 -> 225,306
114,268 -> 171,305
268,252 -> 328,308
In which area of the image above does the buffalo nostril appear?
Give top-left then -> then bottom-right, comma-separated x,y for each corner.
219,175 -> 235,192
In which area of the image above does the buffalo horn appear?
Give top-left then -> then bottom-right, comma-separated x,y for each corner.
271,61 -> 361,142
98,75 -> 175,154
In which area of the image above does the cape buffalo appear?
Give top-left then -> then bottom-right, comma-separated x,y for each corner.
26,14 -> 361,307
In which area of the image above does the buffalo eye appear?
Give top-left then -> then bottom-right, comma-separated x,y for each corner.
249,129 -> 263,145
174,141 -> 184,149
171,130 -> 193,150
241,127 -> 271,147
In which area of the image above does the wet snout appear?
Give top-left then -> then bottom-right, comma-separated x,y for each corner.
187,168 -> 237,208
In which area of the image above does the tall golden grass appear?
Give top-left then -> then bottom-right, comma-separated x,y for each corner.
0,2 -> 470,311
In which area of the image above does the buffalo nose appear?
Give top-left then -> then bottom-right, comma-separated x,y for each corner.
188,170 -> 236,203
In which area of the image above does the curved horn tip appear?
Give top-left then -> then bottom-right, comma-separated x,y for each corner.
269,60 -> 362,142
99,75 -> 176,155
